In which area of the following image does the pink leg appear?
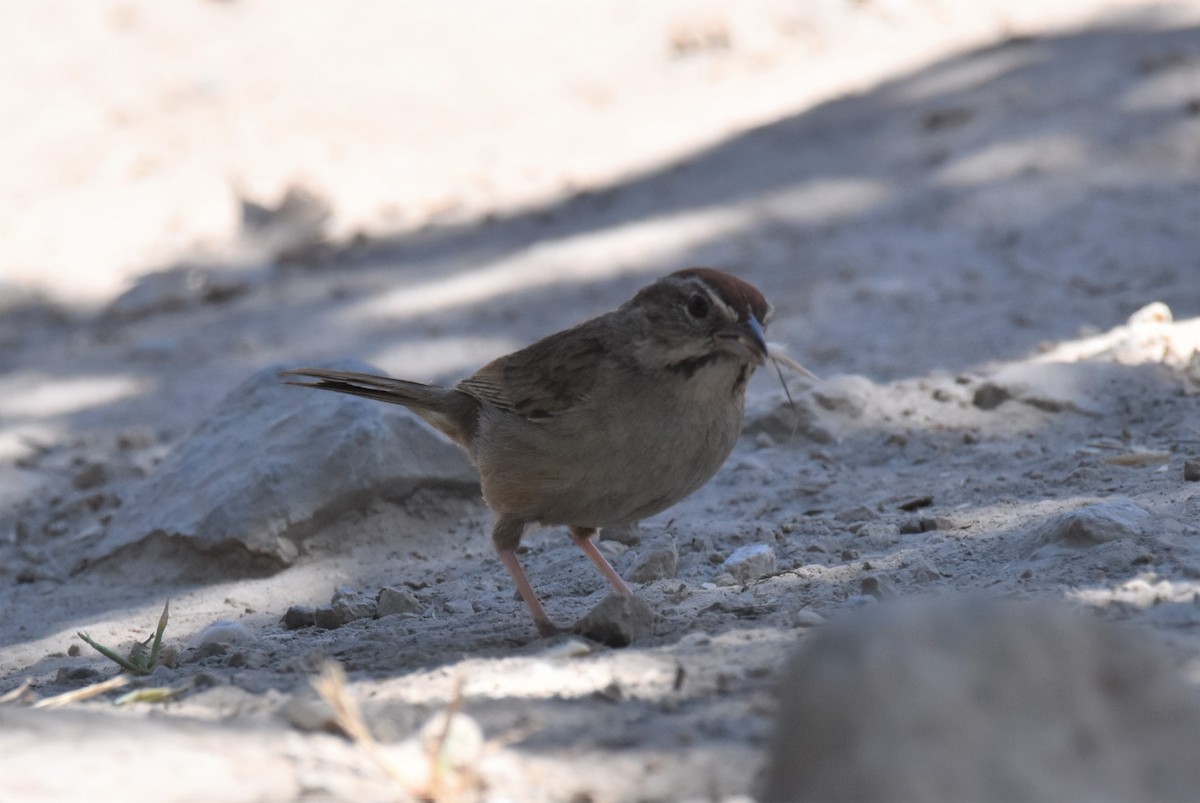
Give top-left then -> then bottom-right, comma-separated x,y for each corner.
497,548 -> 561,637
570,526 -> 633,595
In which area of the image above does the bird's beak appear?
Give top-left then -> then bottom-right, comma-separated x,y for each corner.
740,316 -> 769,364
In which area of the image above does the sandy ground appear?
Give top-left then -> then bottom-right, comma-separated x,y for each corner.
3,1 -> 1200,800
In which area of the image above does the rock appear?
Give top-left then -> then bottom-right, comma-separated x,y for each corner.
240,185 -> 332,263
761,597 -> 1200,802
1031,498 -> 1149,554
834,505 -> 877,524
183,642 -> 228,663
741,390 -> 835,444
973,362 -> 1170,417
896,495 -> 933,512
330,586 -> 377,624
104,266 -> 253,322
629,545 -> 679,583
376,587 -> 422,617
281,605 -> 316,630
574,593 -> 655,647
71,462 -> 111,491
1185,460 -> 1200,482
443,599 -> 474,616
791,609 -> 826,628
810,375 -> 876,418
596,540 -> 628,563
599,522 -> 641,546
972,382 -> 1009,409
78,361 -> 478,573
860,574 -> 895,600
719,544 -> 777,583
313,607 -> 341,630
907,558 -> 943,584
281,694 -> 338,733
853,521 -> 900,548
189,620 -> 257,648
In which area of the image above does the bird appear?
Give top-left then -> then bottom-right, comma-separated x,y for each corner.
281,268 -> 792,636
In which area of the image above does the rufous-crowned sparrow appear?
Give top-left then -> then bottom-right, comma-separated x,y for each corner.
283,268 -> 786,636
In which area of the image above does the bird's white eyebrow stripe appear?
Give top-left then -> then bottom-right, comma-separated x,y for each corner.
690,279 -> 739,322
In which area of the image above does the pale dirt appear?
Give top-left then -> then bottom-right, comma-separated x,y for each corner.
2,1 -> 1200,801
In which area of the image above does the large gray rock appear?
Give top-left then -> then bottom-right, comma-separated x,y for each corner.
1029,497 -> 1150,555
761,597 -> 1200,802
79,361 -> 477,571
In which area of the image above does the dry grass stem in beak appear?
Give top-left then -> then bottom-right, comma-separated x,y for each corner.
766,343 -> 820,442
767,344 -> 820,382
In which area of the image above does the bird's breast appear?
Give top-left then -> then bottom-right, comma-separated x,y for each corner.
474,360 -> 752,527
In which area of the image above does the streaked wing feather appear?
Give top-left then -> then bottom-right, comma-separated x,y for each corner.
456,322 -> 613,421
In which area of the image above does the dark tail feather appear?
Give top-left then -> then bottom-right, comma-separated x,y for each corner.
280,368 -> 448,409
279,367 -> 478,444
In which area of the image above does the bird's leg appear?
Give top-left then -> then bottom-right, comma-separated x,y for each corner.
493,516 -> 561,637
569,526 -> 633,595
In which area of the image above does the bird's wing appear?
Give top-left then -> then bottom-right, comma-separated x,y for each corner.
456,320 -> 614,421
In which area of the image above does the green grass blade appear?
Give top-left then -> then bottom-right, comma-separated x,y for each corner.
77,631 -> 143,674
148,600 -> 170,667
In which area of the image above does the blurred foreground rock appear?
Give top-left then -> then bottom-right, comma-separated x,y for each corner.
78,362 -> 477,573
762,597 -> 1200,802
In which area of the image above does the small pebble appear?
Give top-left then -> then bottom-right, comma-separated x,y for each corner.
908,559 -> 943,583
330,586 -> 377,624
313,606 -> 341,630
861,575 -> 896,600
574,593 -> 655,647
190,620 -> 256,648
630,545 -> 679,583
835,505 -> 878,524
597,540 -> 628,562
792,609 -> 826,628
282,694 -> 338,733
539,637 -> 594,659
443,599 -> 474,616
897,495 -> 934,512
282,605 -> 316,630
599,522 -> 641,546
376,587 -> 422,617
183,642 -> 228,663
973,383 -> 1010,409
72,462 -> 110,491
719,544 -> 777,583
1185,460 -> 1200,482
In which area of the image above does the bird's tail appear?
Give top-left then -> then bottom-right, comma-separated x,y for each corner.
279,367 -> 478,445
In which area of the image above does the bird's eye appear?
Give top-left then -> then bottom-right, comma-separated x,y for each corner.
686,293 -> 710,319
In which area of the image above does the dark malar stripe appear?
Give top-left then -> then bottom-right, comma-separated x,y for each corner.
666,353 -> 719,379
